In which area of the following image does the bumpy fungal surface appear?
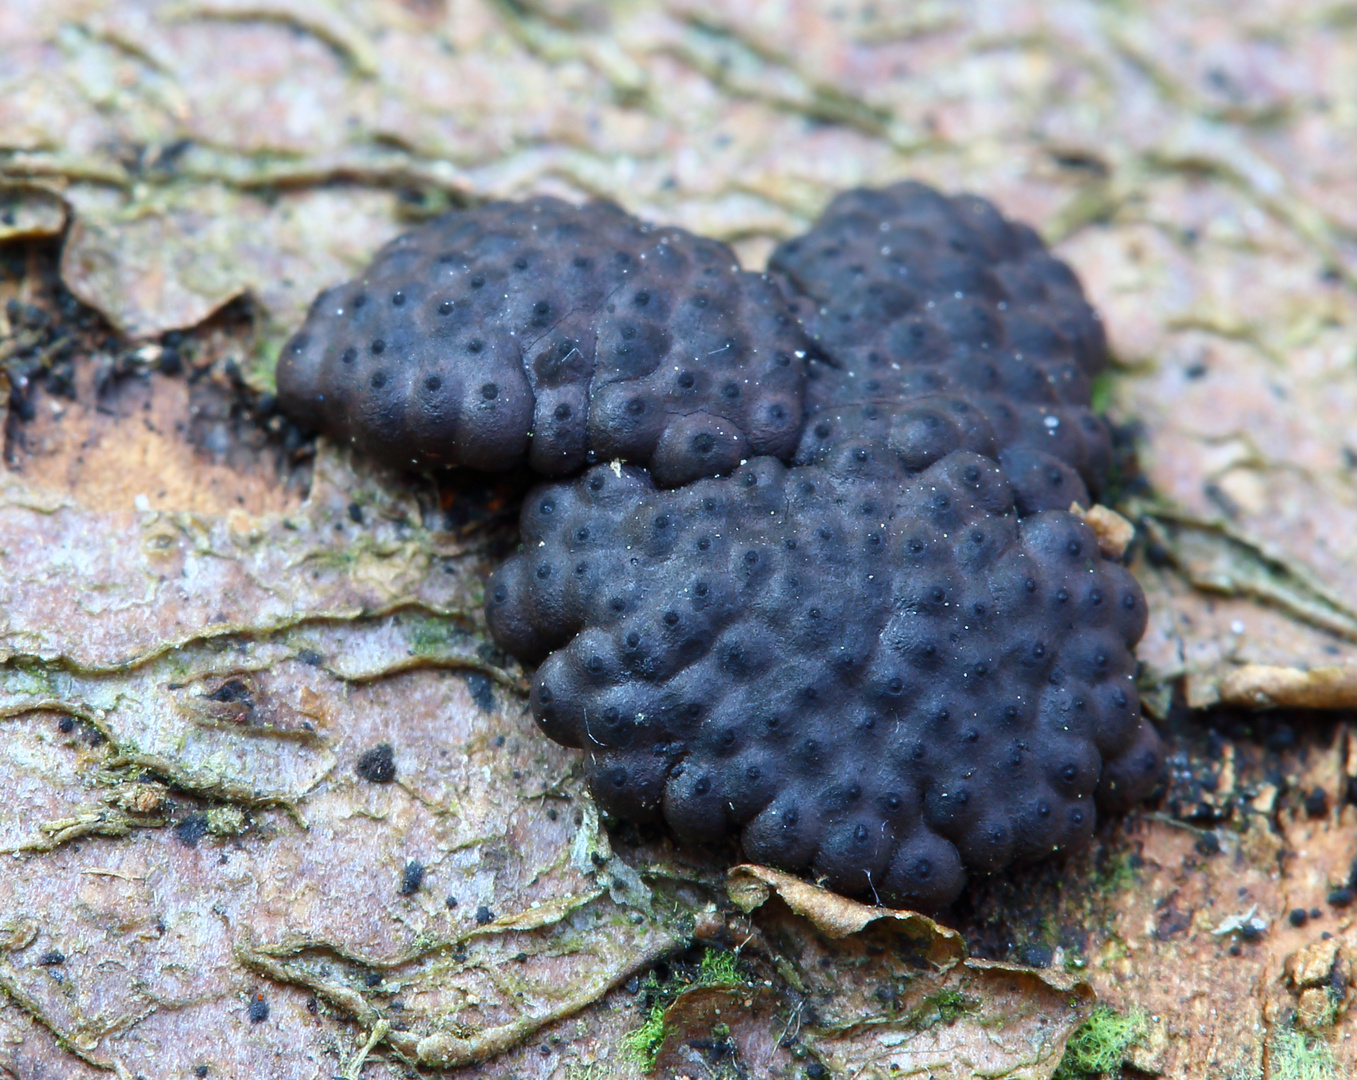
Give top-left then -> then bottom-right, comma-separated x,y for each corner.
277,198 -> 813,485
487,450 -> 1160,908
278,183 -> 1164,909
772,182 -> 1113,514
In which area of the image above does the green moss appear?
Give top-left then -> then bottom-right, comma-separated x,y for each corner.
249,328 -> 288,395
205,806 -> 247,837
623,1000 -> 667,1072
698,948 -> 740,986
1094,848 -> 1141,895
406,613 -> 463,656
1270,1029 -> 1337,1080
622,949 -> 744,1073
1,660 -> 58,699
1053,1006 -> 1146,1079
904,989 -> 979,1031
1089,370 -> 1115,416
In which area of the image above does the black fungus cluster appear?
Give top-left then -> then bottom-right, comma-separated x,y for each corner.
278,183 -> 1164,909
277,198 -> 813,485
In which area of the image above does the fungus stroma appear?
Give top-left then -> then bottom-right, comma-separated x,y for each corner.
278,198 -> 813,485
278,182 -> 1164,908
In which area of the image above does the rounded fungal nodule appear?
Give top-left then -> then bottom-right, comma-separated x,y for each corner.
278,183 -> 1164,910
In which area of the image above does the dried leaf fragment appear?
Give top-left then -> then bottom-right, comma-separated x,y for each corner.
1072,502 -> 1135,560
726,863 -> 963,960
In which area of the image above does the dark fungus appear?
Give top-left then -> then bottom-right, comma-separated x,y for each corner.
278,182 -> 1165,910
355,743 -> 397,784
400,860 -> 426,895
175,813 -> 209,848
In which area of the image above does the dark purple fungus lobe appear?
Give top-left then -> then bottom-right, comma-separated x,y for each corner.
281,186 -> 1163,909
771,181 -> 1114,506
276,198 -> 814,484
488,451 -> 1161,910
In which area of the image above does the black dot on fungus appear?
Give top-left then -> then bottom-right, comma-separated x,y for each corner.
37,950 -> 65,966
356,743 -> 397,784
58,716 -> 74,733
476,905 -> 495,925
248,994 -> 269,1024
